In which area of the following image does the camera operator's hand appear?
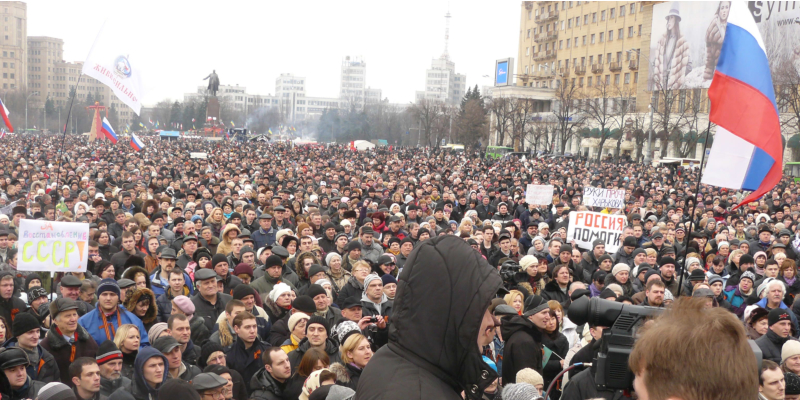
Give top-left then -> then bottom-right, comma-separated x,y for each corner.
357,316 -> 373,331
375,315 -> 387,329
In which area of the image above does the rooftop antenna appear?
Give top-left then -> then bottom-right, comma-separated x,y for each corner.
442,8 -> 451,61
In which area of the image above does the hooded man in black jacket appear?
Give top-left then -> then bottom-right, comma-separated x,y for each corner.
108,347 -> 169,400
501,295 -> 550,384
356,235 -> 503,400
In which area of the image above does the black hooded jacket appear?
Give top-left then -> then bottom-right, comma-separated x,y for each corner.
109,347 -> 170,400
500,315 -> 543,384
355,235 -> 503,400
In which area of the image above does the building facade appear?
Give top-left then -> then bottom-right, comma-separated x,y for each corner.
0,1 -> 24,91
340,56 -> 366,109
415,57 -> 467,106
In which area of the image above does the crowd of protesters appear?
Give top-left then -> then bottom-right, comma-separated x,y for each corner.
0,133 -> 795,399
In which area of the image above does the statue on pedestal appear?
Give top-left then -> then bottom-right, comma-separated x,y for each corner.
203,70 -> 220,97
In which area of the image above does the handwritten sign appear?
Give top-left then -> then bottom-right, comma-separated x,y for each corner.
526,184 -> 554,205
583,187 -> 625,209
567,211 -> 626,253
18,220 -> 89,272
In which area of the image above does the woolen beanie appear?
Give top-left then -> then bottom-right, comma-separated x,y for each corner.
306,284 -> 327,300
516,368 -> 544,387
686,257 -> 701,269
381,274 -> 397,286
96,340 -> 122,365
782,340 -> 800,364
519,255 -> 538,271
308,264 -> 326,278
362,273 -> 381,293
740,254 -> 755,265
306,315 -> 331,336
232,285 -> 257,301
269,283 -> 293,302
198,342 -> 224,370
287,313 -> 310,332
12,313 -> 40,337
502,383 -> 540,400
264,255 -> 283,269
292,295 -> 316,314
325,252 -> 342,267
211,254 -> 229,269
769,307 -> 792,326
157,378 -> 201,400
786,372 -> 800,396
37,382 -> 76,400
172,295 -> 195,318
611,263 -> 630,277
96,278 -> 120,298
148,323 -> 169,341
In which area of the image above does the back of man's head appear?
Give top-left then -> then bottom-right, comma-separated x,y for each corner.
629,298 -> 758,400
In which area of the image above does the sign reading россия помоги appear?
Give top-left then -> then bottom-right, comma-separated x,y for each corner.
567,211 -> 625,253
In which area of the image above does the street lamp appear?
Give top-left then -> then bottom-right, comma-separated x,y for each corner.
26,91 -> 38,131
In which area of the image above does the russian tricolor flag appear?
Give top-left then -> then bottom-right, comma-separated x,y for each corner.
130,133 -> 144,151
701,2 -> 782,209
0,97 -> 13,133
100,117 -> 118,144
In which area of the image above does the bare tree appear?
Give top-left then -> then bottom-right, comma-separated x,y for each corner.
650,68 -> 688,158
552,80 -> 584,154
487,97 -> 513,146
581,79 -> 617,162
613,84 -> 637,160
508,98 -> 537,151
410,99 -> 446,147
673,89 -> 713,158
774,61 -> 800,160
526,116 -> 557,154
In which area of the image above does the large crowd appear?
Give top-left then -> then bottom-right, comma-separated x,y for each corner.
0,133 -> 794,400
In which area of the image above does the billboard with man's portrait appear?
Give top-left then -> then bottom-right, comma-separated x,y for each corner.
648,1 -> 800,91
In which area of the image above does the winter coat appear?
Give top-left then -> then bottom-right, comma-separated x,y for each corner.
329,362 -> 362,391
263,297 -> 290,332
249,368 -> 285,400
501,315 -> 544,385
287,338 -> 343,374
148,268 -> 193,298
79,305 -> 151,347
0,377 -> 46,400
326,269 -> 352,302
250,271 -> 297,301
190,315 -> 210,347
226,337 -> 270,393
755,330 -> 791,363
123,288 -> 159,333
336,276 -> 365,305
361,293 -> 393,319
0,295 -> 27,327
704,15 -> 726,80
251,227 -> 277,251
723,285 -> 752,317
1,339 -> 59,384
541,332 -> 569,394
604,274 -> 636,297
100,376 -> 130,398
40,324 -> 99,383
652,32 -> 690,90
756,297 -> 800,334
613,247 -> 635,268
358,239 -> 384,263
561,365 -> 631,400
355,236 -> 503,400
541,280 -> 571,310
190,292 -> 232,333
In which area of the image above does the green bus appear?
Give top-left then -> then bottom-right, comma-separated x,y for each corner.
485,146 -> 514,159
785,162 -> 800,182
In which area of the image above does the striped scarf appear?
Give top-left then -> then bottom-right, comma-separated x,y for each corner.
54,326 -> 79,363
100,308 -> 122,342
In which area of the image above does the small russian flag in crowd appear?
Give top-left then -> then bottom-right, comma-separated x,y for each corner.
701,1 -> 782,209
0,96 -> 13,133
100,117 -> 118,144
130,133 -> 144,151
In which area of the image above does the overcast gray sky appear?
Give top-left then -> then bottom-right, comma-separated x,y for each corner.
27,0 -> 520,107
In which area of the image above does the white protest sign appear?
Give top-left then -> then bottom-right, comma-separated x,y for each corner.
18,220 -> 89,272
567,211 -> 626,253
526,184 -> 553,205
190,152 -> 208,159
583,187 -> 626,209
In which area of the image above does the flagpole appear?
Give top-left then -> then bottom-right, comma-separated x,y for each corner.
676,118 -> 713,297
48,72 -> 82,297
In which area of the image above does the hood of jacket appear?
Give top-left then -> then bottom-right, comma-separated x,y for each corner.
500,314 -> 539,342
124,287 -> 158,325
121,266 -> 152,290
389,235 -> 502,396
133,346 -> 169,397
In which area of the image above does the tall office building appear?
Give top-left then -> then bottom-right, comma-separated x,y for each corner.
0,1 -> 25,91
340,56 -> 366,109
414,11 -> 466,106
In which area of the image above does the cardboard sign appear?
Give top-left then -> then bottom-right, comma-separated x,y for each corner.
18,220 -> 89,272
526,184 -> 554,205
567,211 -> 625,253
583,187 -> 625,209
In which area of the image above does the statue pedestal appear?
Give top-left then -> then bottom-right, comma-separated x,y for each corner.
206,96 -> 220,124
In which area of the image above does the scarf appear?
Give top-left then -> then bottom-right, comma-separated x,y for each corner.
54,326 -> 79,363
755,265 -> 765,276
100,308 -> 123,342
786,276 -> 797,287
314,307 -> 329,317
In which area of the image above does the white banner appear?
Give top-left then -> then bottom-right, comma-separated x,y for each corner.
190,152 -> 208,159
525,184 -> 553,205
18,220 -> 89,272
82,19 -> 144,115
567,211 -> 625,253
583,187 -> 626,209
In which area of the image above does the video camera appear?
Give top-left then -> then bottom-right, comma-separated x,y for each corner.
498,260 -> 528,288
568,296 -> 763,392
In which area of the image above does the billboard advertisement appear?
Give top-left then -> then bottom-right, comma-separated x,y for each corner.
495,58 -> 513,86
648,1 -> 800,91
